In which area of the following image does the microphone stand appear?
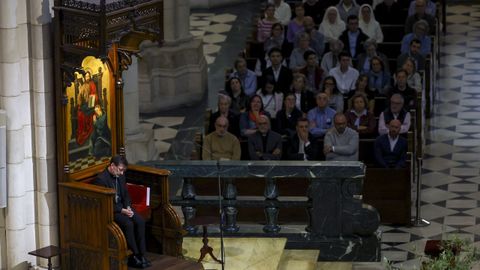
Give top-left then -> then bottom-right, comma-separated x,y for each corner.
217,160 -> 226,270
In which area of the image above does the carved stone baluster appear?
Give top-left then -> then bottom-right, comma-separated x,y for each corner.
181,177 -> 197,233
222,178 -> 239,232
263,177 -> 280,233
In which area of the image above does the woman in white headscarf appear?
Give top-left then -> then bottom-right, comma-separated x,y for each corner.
318,7 -> 345,43
358,4 -> 383,43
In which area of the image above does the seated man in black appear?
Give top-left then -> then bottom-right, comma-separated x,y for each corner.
248,115 -> 283,160
374,119 -> 408,168
285,117 -> 318,160
93,155 -> 151,268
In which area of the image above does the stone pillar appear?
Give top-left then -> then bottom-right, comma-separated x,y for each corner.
0,0 -> 33,268
123,56 -> 155,163
138,0 -> 207,112
29,0 -> 58,268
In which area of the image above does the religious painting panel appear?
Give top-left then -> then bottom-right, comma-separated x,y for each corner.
65,56 -> 115,173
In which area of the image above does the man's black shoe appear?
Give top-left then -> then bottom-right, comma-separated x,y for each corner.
128,255 -> 145,268
140,256 -> 152,267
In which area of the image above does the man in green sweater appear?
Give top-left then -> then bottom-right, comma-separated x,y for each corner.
202,116 -> 241,160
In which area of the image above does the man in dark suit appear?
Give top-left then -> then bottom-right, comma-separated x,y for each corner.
285,118 -> 318,160
374,119 -> 408,168
248,115 -> 283,160
262,47 -> 293,94
93,155 -> 151,268
339,15 -> 369,60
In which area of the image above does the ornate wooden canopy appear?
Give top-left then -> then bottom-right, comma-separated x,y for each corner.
53,0 -> 164,181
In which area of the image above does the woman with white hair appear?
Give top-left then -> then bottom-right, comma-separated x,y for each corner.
318,7 -> 346,43
358,4 -> 383,43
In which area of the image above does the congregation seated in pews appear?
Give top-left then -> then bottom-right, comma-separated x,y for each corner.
198,0 -> 442,225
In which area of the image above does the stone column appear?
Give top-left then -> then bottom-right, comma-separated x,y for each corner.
0,0 -> 34,268
123,56 -> 155,163
29,0 -> 58,268
138,0 -> 207,112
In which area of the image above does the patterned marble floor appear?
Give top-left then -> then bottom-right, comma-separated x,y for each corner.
378,4 -> 480,269
190,12 -> 238,65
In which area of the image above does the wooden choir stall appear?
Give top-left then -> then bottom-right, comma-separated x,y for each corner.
52,0 -> 202,269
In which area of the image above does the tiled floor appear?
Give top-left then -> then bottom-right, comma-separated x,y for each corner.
379,4 -> 480,269
143,2 -> 480,269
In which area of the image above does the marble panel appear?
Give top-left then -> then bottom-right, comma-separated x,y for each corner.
182,237 -> 286,270
442,45 -> 469,55
398,221 -> 456,238
463,207 -> 480,218
443,215 -> 476,226
458,111 -> 480,119
278,249 -> 319,270
154,140 -> 171,155
381,233 -> 411,243
419,204 -> 459,220
421,172 -> 462,187
393,239 -> 428,254
433,103 -> 467,115
203,44 -> 222,54
438,66 -> 466,77
450,167 -> 480,176
422,157 -> 462,171
436,88 -> 469,101
453,139 -> 480,147
421,188 -> 460,204
427,128 -> 466,141
460,99 -> 480,106
429,116 -> 467,128
203,33 -> 227,44
204,23 -> 232,34
381,250 -> 408,262
425,143 -> 464,156
205,55 -> 216,64
446,199 -> 478,209
440,55 -> 472,66
448,183 -> 478,192
461,85 -> 480,94
391,258 -> 422,270
456,125 -> 480,133
210,14 -> 237,23
465,176 -> 480,184
445,34 -> 473,44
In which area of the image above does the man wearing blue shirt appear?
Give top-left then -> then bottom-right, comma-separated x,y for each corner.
230,57 -> 257,96
307,92 -> 336,138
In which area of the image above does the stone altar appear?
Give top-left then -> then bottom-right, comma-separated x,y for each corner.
141,160 -> 381,261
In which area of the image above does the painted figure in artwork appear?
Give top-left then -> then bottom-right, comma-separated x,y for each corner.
90,104 -> 112,158
76,71 -> 99,146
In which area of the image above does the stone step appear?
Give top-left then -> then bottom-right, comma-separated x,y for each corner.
182,237 -> 287,270
277,249 -> 320,270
